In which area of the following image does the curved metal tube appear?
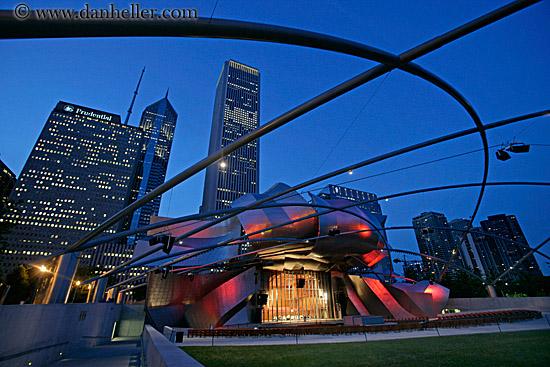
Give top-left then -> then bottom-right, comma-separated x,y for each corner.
171,238 -> 488,285
95,181 -> 549,281
258,225 -> 550,264
165,234 -> 494,286
99,200 -> 391,278
35,109 -> 547,265
100,204 -> 550,289
353,272 -> 418,284
160,102 -> 501,270
1,1 -> 539,62
107,234 -> 328,289
399,63 -> 489,281
388,248 -> 488,284
378,225 -> 550,262
489,235 -> 550,285
88,107 -> 550,278
1,0 -> 534,254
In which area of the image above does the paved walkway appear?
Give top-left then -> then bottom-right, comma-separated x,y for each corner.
44,337 -> 140,367
41,314 -> 550,366
178,315 -> 550,347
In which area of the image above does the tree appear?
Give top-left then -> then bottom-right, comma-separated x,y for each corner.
4,265 -> 37,304
403,266 -> 420,282
438,267 -> 487,298
0,199 -> 20,254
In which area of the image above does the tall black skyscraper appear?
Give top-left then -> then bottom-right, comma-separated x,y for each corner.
126,93 -> 177,245
1,102 -> 142,273
412,211 -> 461,279
448,219 -> 489,277
480,214 -> 541,276
0,158 -> 17,254
201,60 -> 260,213
0,158 -> 16,204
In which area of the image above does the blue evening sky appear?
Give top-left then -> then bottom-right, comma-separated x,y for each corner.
0,0 -> 549,274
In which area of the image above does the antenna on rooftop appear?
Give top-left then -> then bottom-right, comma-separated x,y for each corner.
123,67 -> 145,125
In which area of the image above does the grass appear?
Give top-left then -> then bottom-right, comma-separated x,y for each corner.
182,330 -> 550,367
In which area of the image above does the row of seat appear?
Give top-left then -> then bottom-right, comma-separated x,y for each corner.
384,317 -> 429,324
438,309 -> 540,320
186,309 -> 542,338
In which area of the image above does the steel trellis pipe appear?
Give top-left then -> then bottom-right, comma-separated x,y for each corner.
255,225 -> 550,264
88,181 -> 549,283
96,200 -> 392,280
373,226 -> 550,263
399,62 -> 489,281
73,108 -> 549,280
171,239 -> 488,285
0,0 -> 537,254
489,236 -> 550,286
35,109 -> 549,264
387,248 -> 488,284
105,229 -> 487,289
76,107 -> 549,281
115,229 -> 525,291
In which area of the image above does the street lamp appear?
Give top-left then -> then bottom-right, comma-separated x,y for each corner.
31,266 -> 51,304
149,234 -> 175,254
507,142 -> 530,153
496,142 -> 530,161
71,280 -> 82,303
496,149 -> 511,161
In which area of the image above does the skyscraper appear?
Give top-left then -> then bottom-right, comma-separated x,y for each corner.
126,93 -> 177,246
412,211 -> 461,279
0,158 -> 16,204
448,219 -> 488,277
1,102 -> 142,273
466,226 -> 500,277
201,60 -> 260,213
480,214 -> 541,276
318,184 -> 383,217
318,184 -> 391,279
0,158 -> 17,254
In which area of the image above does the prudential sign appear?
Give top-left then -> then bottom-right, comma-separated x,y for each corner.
64,104 -> 113,122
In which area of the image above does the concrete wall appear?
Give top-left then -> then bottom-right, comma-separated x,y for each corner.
446,297 -> 550,313
115,304 -> 145,337
0,303 -> 121,367
142,325 -> 203,367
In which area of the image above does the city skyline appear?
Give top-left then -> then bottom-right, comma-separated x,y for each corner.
0,0 -> 548,275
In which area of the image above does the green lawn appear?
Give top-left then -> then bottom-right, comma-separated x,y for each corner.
183,330 -> 550,367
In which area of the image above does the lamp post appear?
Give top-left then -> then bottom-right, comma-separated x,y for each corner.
70,280 -> 81,303
31,265 -> 50,304
496,142 -> 530,161
85,283 -> 92,303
